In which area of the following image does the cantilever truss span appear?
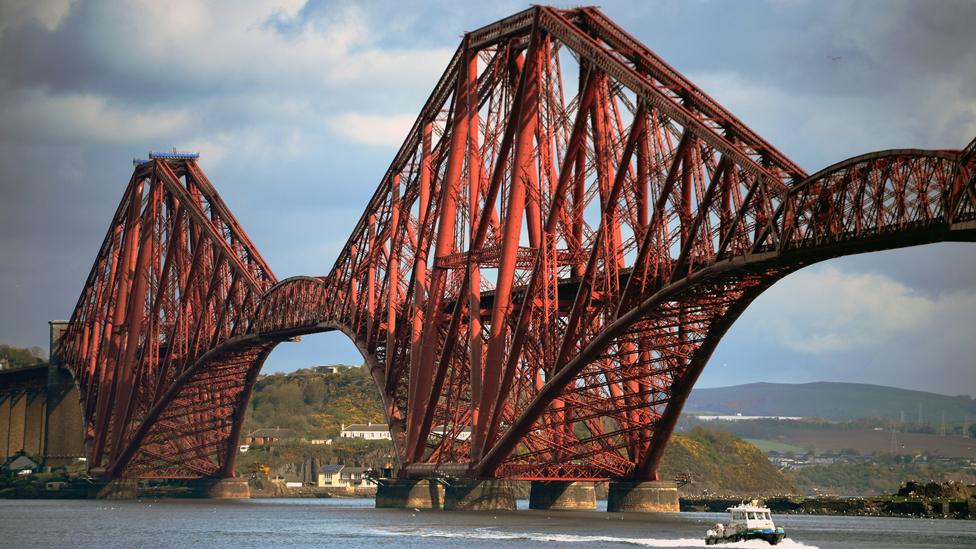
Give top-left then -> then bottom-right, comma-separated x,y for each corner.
60,6 -> 976,481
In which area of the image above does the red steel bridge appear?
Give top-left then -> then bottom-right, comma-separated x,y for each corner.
60,6 -> 976,483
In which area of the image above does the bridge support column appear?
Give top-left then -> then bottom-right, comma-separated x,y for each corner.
607,481 -> 679,513
205,478 -> 250,499
375,479 -> 445,509
444,479 -> 518,511
529,481 -> 596,510
97,478 -> 139,499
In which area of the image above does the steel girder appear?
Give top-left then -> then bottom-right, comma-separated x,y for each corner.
61,6 -> 976,482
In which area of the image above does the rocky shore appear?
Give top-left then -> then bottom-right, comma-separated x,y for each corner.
681,481 -> 976,519
248,483 -> 376,498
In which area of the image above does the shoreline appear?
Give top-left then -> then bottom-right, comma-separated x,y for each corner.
1,486 -> 973,520
680,495 -> 975,520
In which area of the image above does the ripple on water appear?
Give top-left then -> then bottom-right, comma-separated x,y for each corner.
368,527 -> 819,548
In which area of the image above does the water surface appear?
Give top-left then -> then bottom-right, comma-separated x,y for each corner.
1,498 -> 972,548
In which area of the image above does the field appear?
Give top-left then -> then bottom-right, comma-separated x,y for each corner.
768,427 -> 976,456
687,418 -> 976,457
743,438 -> 807,454
760,427 -> 976,458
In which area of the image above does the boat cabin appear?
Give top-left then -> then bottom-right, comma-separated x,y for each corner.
728,502 -> 775,531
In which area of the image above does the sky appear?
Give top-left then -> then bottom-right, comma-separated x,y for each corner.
1,0 -> 974,396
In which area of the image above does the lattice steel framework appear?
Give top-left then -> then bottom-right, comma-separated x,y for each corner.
61,6 -> 976,481
60,159 -> 276,478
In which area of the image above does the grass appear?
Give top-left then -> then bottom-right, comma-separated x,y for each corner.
661,428 -> 798,496
744,438 -> 808,454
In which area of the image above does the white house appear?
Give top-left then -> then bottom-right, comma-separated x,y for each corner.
317,464 -> 343,487
340,422 -> 391,440
431,425 -> 472,441
6,455 -> 39,476
317,464 -> 372,488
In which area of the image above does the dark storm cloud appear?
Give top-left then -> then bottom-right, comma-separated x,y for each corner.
0,5 -> 225,102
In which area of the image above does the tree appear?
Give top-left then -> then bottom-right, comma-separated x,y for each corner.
0,344 -> 45,369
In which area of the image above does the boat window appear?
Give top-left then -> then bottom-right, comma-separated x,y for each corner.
764,512 -> 771,520
733,512 -> 743,520
748,512 -> 758,520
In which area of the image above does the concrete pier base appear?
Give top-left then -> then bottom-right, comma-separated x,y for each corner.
204,478 -> 250,499
529,481 -> 597,510
97,478 -> 139,499
375,479 -> 446,509
607,481 -> 679,513
444,480 -> 518,511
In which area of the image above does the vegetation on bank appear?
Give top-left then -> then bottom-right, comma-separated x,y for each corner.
786,461 -> 976,496
236,438 -> 395,476
661,427 -> 797,497
239,366 -> 392,475
0,344 -> 46,369
0,457 -> 90,498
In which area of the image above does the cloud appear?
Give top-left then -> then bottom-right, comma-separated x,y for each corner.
703,259 -> 976,395
0,0 -> 452,159
689,71 -> 976,172
611,0 -> 976,171
183,123 -> 324,170
753,267 -> 947,353
0,1 -> 452,104
1,90 -> 193,143
328,112 -> 414,147
0,0 -> 75,33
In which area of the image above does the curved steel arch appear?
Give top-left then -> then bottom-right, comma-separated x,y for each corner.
59,5 -> 976,482
477,148 -> 974,480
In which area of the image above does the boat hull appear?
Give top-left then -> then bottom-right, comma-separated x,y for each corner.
705,531 -> 785,545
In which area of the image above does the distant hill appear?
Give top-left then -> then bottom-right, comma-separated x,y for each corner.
686,382 -> 976,423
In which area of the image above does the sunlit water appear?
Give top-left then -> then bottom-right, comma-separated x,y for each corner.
1,498 -> 973,548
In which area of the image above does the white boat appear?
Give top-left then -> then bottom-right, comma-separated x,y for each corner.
705,501 -> 786,545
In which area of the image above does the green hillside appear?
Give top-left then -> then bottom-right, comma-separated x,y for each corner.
661,427 -> 797,497
244,365 -> 385,438
686,382 -> 976,423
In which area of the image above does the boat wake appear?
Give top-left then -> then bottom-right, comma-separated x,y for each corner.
368,527 -> 818,548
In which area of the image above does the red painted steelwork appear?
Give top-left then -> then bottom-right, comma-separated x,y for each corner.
60,6 -> 976,482
60,159 -> 276,478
